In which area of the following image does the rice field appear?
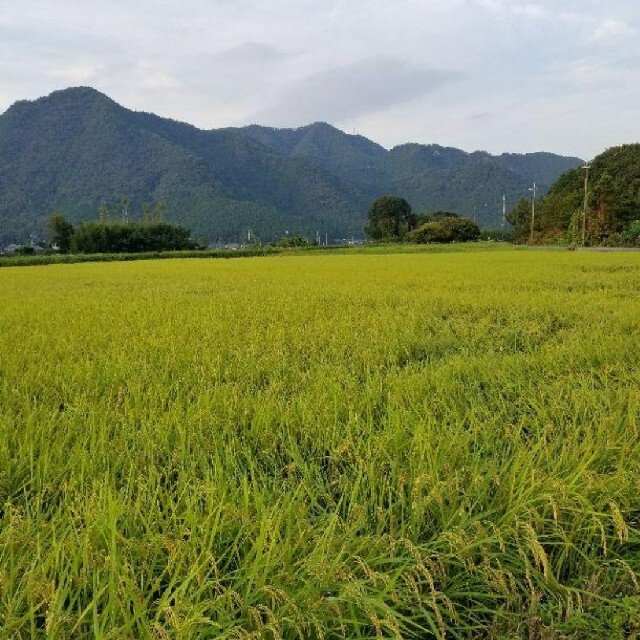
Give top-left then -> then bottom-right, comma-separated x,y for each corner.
1,245 -> 639,639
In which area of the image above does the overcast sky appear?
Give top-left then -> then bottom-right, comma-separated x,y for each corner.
1,0 -> 638,159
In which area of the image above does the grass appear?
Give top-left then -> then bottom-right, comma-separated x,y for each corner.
0,240 -> 511,268
1,246 -> 639,638
0,246 -> 281,268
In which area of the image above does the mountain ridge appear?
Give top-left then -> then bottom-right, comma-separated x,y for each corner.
0,87 -> 584,243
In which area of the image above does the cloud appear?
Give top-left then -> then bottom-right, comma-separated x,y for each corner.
512,3 -> 546,19
473,0 -> 546,18
591,18 -> 636,44
210,42 -> 288,65
254,57 -> 460,126
1,0 -> 640,157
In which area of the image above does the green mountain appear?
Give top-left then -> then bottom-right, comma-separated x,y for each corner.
0,88 -> 363,244
236,126 -> 583,228
508,144 -> 640,244
0,87 -> 583,244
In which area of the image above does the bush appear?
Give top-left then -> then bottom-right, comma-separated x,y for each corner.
408,216 -> 480,244
625,220 -> 640,246
70,221 -> 199,254
272,235 -> 317,248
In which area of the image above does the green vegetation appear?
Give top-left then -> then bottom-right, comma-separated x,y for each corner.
46,213 -> 74,252
364,195 -> 416,241
70,220 -> 199,253
0,88 -> 582,244
271,235 -> 318,248
408,215 -> 480,244
0,246 -> 281,268
509,144 -> 640,245
1,246 -> 639,638
240,126 -> 583,229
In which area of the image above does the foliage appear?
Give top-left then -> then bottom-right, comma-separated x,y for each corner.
507,197 -> 534,243
1,248 -> 640,638
14,245 -> 35,255
408,215 -> 480,243
271,235 -> 317,248
625,219 -> 640,245
46,212 -> 75,252
0,246 -> 281,267
509,144 -> 640,245
415,210 -> 460,226
70,220 -> 199,254
365,195 -> 416,241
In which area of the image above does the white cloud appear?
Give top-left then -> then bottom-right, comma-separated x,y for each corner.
591,18 -> 636,44
0,0 -> 639,157
254,57 -> 461,126
512,3 -> 546,19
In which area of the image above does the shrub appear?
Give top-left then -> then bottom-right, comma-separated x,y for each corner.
408,216 -> 480,244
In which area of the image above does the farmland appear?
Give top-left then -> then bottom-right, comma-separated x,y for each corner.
1,245 -> 639,638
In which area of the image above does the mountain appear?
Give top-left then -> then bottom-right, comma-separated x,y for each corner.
508,144 -> 640,244
235,125 -> 583,228
229,123 -> 389,192
0,88 -> 364,244
0,87 -> 583,244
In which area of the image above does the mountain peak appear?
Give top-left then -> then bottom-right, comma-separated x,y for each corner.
4,86 -> 120,120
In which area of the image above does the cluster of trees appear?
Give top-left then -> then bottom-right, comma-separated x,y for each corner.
408,214 -> 481,243
47,213 -> 199,254
271,235 -> 318,248
508,144 -> 640,246
364,196 -> 480,244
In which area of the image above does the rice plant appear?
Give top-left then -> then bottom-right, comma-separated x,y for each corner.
1,246 -> 639,638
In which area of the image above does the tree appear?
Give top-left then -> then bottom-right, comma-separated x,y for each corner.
70,221 -> 198,254
506,198 -> 531,244
365,195 -> 416,241
47,213 -> 74,252
407,216 -> 480,244
415,210 -> 460,226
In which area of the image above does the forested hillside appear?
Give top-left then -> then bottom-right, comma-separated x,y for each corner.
0,88 -> 363,244
508,144 -> 640,245
236,125 -> 583,229
0,87 -> 582,243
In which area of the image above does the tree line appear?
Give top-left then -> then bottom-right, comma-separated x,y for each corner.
47,210 -> 200,254
507,144 -> 640,246
364,195 -> 481,244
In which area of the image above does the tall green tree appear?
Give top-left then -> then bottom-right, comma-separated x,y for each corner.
506,198 -> 532,244
364,195 -> 416,241
46,213 -> 74,253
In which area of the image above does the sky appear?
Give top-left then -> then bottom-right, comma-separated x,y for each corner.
1,0 -> 638,159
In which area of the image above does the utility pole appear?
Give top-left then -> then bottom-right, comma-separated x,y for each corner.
581,164 -> 591,247
502,195 -> 506,241
528,182 -> 537,242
